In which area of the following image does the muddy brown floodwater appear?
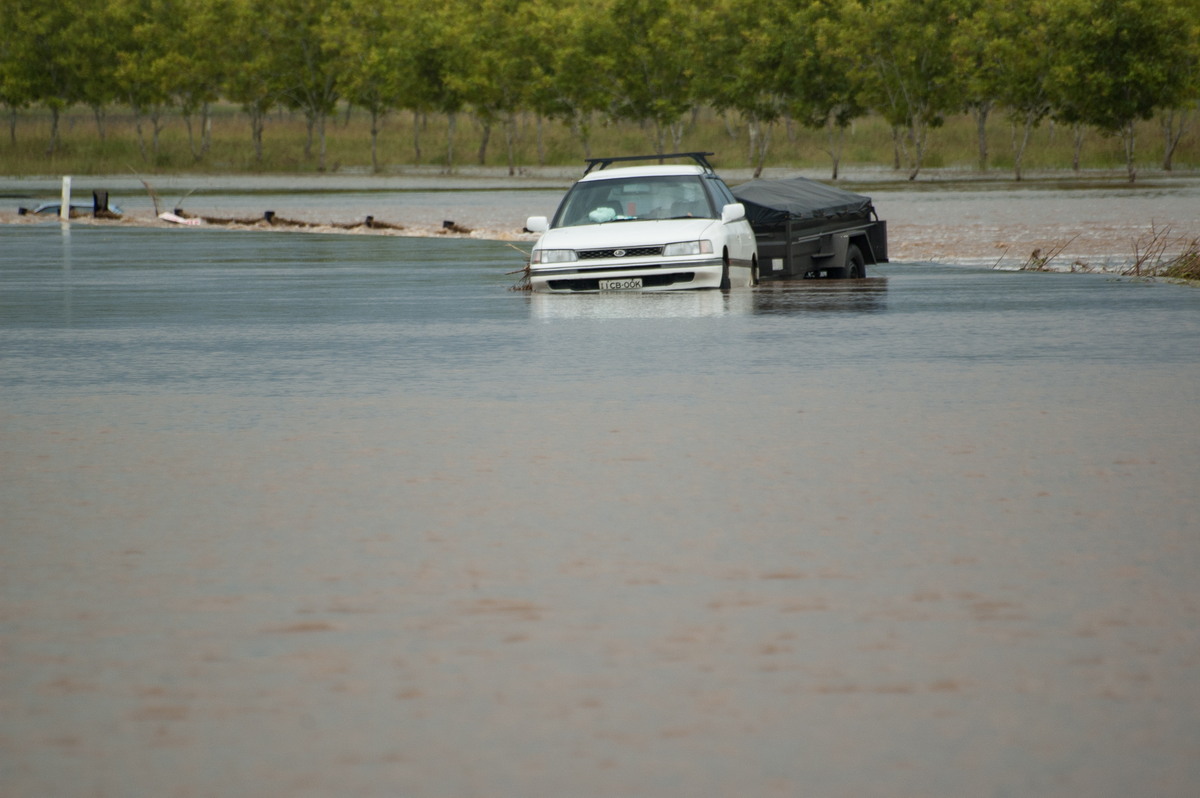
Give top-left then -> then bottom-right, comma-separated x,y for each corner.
1,174 -> 1199,798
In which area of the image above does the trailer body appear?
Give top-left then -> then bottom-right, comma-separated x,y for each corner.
732,177 -> 887,279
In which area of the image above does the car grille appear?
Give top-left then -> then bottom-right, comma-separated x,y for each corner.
577,246 -> 663,260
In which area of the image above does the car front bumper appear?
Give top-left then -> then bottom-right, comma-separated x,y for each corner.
529,257 -> 726,292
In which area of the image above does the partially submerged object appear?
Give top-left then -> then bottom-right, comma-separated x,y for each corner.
19,190 -> 122,219
154,205 -> 408,231
524,152 -> 759,292
732,177 -> 887,279
521,155 -> 889,292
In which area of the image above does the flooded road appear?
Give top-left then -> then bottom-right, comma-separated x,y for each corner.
2,220 -> 1199,798
5,171 -> 1199,268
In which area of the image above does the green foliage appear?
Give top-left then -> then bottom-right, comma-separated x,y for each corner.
0,0 -> 1197,174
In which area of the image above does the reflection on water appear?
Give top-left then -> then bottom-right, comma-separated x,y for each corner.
529,279 -> 887,319
529,288 -> 753,319
752,278 -> 888,314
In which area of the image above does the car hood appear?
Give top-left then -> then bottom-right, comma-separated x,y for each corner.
537,218 -> 719,250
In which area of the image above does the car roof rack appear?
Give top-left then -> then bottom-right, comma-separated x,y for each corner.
583,152 -> 716,175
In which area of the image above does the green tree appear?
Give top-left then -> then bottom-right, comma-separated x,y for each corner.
172,0 -> 234,161
0,0 -> 34,144
522,0 -> 615,160
1049,0 -> 1194,181
398,0 -> 467,169
57,0 -> 123,142
322,0 -> 413,172
1157,0 -> 1200,170
266,0 -> 341,169
224,0 -> 284,164
2,0 -> 83,153
445,0 -> 544,172
696,0 -> 790,177
598,0 -> 700,154
110,0 -> 188,163
780,0 -> 868,179
843,0 -> 968,179
950,0 -> 997,170
956,0 -> 1056,179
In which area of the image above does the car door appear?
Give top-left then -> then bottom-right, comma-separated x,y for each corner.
708,177 -> 756,263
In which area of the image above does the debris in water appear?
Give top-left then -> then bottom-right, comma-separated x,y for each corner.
439,220 -> 472,235
159,212 -> 202,226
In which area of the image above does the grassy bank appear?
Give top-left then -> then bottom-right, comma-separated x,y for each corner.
3,105 -> 1198,178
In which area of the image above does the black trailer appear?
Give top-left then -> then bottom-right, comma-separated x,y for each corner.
731,177 -> 887,279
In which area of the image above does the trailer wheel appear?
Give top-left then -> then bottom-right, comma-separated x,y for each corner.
844,244 -> 865,279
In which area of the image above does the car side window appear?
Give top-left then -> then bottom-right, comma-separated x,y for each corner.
706,176 -> 737,208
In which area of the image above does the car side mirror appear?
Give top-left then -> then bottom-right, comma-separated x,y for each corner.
721,203 -> 746,224
525,216 -> 549,233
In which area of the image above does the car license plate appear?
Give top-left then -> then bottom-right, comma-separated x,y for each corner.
599,277 -> 643,291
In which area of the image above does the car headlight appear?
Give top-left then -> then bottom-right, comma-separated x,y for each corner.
531,249 -> 577,264
662,240 -> 714,257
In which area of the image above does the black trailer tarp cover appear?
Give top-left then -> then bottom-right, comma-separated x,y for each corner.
732,177 -> 874,226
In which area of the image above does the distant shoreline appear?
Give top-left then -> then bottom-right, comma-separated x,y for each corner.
4,171 -> 1198,276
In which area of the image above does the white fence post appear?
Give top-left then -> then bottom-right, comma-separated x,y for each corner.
60,176 -> 72,221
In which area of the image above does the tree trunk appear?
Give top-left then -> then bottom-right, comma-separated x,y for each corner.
536,114 -> 546,166
748,120 -> 771,179
1161,108 -> 1191,171
412,110 -> 422,163
905,119 -> 927,180
150,107 -> 165,161
185,113 -> 198,160
370,109 -> 380,173
1012,113 -> 1036,181
46,106 -> 60,156
201,104 -> 211,159
1122,120 -> 1137,183
651,122 -> 667,157
477,118 -> 491,165
974,101 -> 991,171
670,120 -> 685,151
504,113 -> 517,176
445,112 -> 457,173
1072,124 -> 1085,172
826,118 -> 846,181
132,105 -> 149,162
91,105 -> 107,141
570,111 -> 591,159
317,112 -> 327,171
251,106 -> 265,164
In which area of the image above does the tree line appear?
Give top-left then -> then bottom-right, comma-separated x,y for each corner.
2,0 -> 1197,180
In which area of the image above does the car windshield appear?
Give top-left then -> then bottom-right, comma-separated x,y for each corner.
552,175 -> 716,228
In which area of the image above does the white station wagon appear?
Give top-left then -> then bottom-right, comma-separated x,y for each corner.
525,152 -> 759,292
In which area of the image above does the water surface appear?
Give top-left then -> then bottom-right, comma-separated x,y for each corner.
2,222 -> 1198,798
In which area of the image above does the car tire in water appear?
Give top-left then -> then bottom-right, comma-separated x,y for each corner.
720,254 -> 731,290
